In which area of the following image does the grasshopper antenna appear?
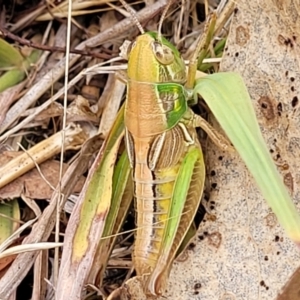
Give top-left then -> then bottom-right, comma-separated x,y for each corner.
119,0 -> 145,34
157,0 -> 175,41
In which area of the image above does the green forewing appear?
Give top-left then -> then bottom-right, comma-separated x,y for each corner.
161,147 -> 203,251
146,145 -> 205,294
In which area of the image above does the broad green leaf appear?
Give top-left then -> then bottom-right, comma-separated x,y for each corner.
194,72 -> 300,243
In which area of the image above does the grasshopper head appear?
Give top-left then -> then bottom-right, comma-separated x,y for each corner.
127,32 -> 186,84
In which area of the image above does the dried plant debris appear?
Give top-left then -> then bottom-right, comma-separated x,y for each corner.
0,151 -> 85,200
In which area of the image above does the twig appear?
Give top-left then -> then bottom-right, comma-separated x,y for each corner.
0,26 -> 113,59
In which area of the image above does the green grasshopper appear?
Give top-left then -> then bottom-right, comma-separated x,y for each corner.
119,0 -> 231,295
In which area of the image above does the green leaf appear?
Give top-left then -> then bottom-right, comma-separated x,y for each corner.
0,200 -> 20,244
72,105 -> 126,260
94,148 -> 133,287
0,49 -> 41,93
194,72 -> 300,243
0,39 -> 23,68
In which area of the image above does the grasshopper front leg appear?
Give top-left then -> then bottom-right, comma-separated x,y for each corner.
183,109 -> 234,151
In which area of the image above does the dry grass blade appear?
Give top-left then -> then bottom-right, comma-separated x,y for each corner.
0,242 -> 62,259
36,0 -> 116,21
98,73 -> 126,137
32,250 -> 48,300
0,218 -> 36,253
0,82 -> 26,125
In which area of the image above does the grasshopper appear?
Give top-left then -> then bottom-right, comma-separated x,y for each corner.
119,0 -> 230,295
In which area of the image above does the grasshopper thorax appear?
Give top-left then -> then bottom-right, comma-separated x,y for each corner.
127,32 -> 186,84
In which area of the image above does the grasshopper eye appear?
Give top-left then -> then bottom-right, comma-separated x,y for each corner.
152,41 -> 174,65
